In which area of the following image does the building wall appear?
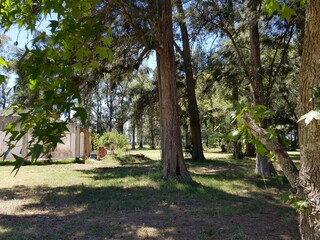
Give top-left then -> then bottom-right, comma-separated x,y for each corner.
0,119 -> 91,160
0,131 -> 27,159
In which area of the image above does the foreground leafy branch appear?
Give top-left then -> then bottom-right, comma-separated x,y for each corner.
240,110 -> 304,198
0,0 -> 113,172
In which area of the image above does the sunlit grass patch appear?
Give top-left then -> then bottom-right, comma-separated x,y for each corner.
0,148 -> 300,239
0,226 -> 9,234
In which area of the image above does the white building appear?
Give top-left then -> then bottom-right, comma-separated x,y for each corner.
0,112 -> 91,160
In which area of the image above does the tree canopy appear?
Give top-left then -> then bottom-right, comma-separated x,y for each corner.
2,0 -> 320,237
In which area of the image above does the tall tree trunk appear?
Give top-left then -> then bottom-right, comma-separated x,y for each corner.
298,1 -> 320,238
131,124 -> 136,150
137,120 -> 144,148
232,78 -> 244,159
148,106 -> 156,149
294,2 -> 306,56
1,83 -> 6,110
248,0 -> 276,176
175,0 -> 206,162
233,141 -> 244,159
97,102 -> 102,134
94,86 -> 103,134
225,0 -> 243,159
245,143 -> 255,157
184,121 -> 190,147
156,0 -> 192,182
248,1 -> 264,106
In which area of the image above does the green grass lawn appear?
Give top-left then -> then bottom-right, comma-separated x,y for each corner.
0,149 -> 300,240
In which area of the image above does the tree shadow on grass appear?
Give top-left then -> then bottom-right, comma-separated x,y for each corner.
0,158 -> 300,240
0,184 -> 299,240
82,157 -> 287,192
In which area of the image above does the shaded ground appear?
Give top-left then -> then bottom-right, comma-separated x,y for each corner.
0,150 -> 300,240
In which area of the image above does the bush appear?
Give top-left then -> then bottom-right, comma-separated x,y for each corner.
92,131 -> 128,151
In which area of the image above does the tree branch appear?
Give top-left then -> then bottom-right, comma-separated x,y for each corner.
242,111 -> 304,197
173,41 -> 183,56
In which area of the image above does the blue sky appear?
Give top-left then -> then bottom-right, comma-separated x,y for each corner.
5,16 -> 55,88
5,15 -> 156,89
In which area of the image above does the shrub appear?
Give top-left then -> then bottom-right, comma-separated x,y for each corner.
92,131 -> 128,151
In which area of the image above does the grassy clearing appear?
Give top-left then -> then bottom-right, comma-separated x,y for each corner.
0,149 -> 300,240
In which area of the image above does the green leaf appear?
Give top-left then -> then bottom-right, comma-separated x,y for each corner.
0,75 -> 6,84
266,128 -> 276,140
48,20 -> 59,33
250,105 -> 274,121
90,60 -> 100,70
30,144 -> 43,160
11,154 -> 26,176
80,2 -> 92,12
267,152 -> 275,161
279,5 -> 296,22
29,79 -> 37,91
281,191 -> 309,212
75,48 -> 91,61
101,36 -> 112,46
264,0 -> 280,15
32,32 -> 47,45
4,123 -> 16,134
73,107 -> 87,125
2,149 -> 10,160
255,143 -> 267,156
311,87 -> 320,100
264,1 -> 297,22
107,27 -> 112,36
297,200 -> 308,208
281,191 -> 290,203
107,48 -> 113,62
72,62 -> 83,72
75,48 -> 85,60
0,58 -> 8,68
225,130 -> 240,141
72,92 -> 82,104
95,47 -> 113,61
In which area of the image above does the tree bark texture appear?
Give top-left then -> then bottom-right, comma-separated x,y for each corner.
245,143 -> 256,157
248,0 -> 276,176
148,106 -> 156,149
183,122 -> 190,147
131,124 -> 136,150
232,78 -> 244,159
298,1 -> 320,238
248,1 -> 264,106
137,121 -> 144,148
233,141 -> 244,159
255,153 -> 276,177
242,112 -> 300,189
175,0 -> 206,162
294,2 -> 306,56
225,0 -> 244,160
156,0 -> 192,182
232,81 -> 244,160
